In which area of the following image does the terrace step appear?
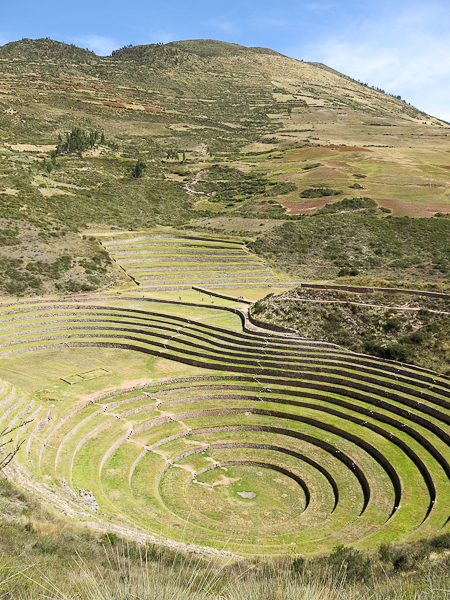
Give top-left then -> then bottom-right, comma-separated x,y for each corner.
6,297 -> 450,555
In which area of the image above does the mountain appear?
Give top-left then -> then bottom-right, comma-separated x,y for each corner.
0,37 -> 449,296
0,37 -> 95,62
2,39 -> 450,579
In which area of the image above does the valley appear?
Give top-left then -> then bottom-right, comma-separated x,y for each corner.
1,38 -> 450,585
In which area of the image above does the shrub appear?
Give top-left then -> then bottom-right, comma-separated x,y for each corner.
384,315 -> 402,332
264,181 -> 297,196
252,300 -> 265,315
364,341 -> 410,362
379,543 -> 391,562
408,329 -> 427,344
430,533 -> 450,550
318,197 -> 377,214
338,267 -> 359,276
301,187 -> 342,198
104,532 -> 118,546
132,160 -> 147,179
291,556 -> 305,574
326,545 -> 371,582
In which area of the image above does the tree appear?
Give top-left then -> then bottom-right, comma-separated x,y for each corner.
166,149 -> 179,160
132,159 -> 146,178
0,421 -> 31,471
55,127 -> 99,156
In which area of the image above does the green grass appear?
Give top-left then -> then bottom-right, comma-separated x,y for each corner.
1,296 -> 450,555
250,287 -> 450,373
249,199 -> 450,284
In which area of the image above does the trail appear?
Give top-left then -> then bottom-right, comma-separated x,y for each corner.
275,296 -> 450,315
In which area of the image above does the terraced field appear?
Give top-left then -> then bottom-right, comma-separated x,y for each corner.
99,232 -> 298,291
1,295 -> 450,555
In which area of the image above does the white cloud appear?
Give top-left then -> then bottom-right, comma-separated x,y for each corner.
68,35 -> 117,56
205,19 -> 238,34
287,4 -> 450,121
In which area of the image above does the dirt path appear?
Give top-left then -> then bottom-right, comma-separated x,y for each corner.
185,170 -> 206,198
276,296 -> 450,315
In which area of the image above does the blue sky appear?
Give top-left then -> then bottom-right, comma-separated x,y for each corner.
2,0 -> 450,120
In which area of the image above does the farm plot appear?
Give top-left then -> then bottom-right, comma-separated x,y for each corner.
100,232 -> 299,291
1,296 -> 450,555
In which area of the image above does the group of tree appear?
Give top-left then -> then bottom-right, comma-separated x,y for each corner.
166,149 -> 186,162
56,127 -> 102,155
54,128 -> 118,159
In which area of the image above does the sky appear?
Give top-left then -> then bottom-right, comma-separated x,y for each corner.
1,0 -> 450,120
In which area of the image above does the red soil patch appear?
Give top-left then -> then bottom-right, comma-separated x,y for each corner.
145,107 -> 163,113
95,85 -> 115,92
272,173 -> 294,181
102,101 -> 126,109
439,166 -> 450,170
277,148 -> 334,161
280,199 -> 330,214
375,198 -> 450,217
48,83 -> 70,90
327,160 -> 353,168
324,145 -> 372,152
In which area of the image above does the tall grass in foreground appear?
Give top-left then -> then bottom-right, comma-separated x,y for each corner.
6,547 -> 450,600
30,559 -> 357,600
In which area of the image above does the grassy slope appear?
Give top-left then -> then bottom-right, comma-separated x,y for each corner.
250,286 -> 450,373
3,475 -> 450,599
249,199 -> 450,287
0,38 -> 449,296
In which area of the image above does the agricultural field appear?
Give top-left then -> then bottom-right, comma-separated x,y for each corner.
2,37 -> 450,567
98,230 -> 299,291
0,295 -> 450,556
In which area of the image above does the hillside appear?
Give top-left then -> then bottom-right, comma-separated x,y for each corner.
3,39 -> 450,589
0,38 -> 449,295
250,285 -> 450,373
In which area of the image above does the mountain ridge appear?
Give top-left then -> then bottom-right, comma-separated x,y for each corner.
0,36 -> 449,296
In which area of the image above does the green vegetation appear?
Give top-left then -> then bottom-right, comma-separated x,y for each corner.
4,452 -> 450,598
249,198 -> 450,283
193,165 -> 294,206
0,296 -> 448,556
132,159 -> 147,178
0,225 -> 122,296
2,36 -> 450,593
301,187 -> 342,198
100,230 -> 297,292
250,287 -> 450,373
56,127 -> 98,155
